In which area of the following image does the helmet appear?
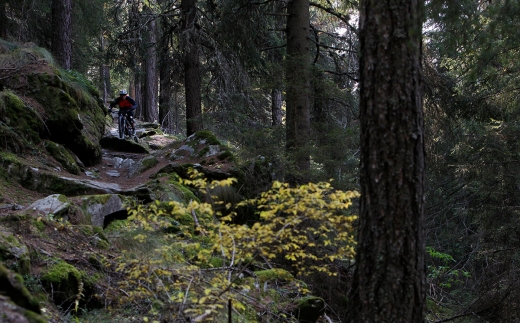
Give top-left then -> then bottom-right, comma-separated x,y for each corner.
119,89 -> 128,95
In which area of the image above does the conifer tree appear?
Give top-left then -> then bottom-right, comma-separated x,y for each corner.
346,0 -> 426,321
51,0 -> 72,69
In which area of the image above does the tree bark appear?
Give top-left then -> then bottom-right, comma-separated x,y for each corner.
182,0 -> 202,136
158,0 -> 174,133
285,0 -> 311,184
143,4 -> 159,123
346,0 -> 426,322
51,0 -> 72,69
100,34 -> 111,104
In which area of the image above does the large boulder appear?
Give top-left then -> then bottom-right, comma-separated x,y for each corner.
0,41 -> 106,166
27,71 -> 105,166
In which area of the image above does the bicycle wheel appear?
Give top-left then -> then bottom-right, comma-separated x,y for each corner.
118,115 -> 125,139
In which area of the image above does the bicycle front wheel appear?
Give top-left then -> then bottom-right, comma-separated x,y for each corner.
118,115 -> 125,139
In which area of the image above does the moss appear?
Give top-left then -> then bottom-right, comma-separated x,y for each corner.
32,219 -> 45,232
197,146 -> 210,157
141,156 -> 159,169
82,194 -> 114,205
255,268 -> 294,284
0,91 -> 43,150
96,239 -> 110,249
104,219 -> 129,233
194,130 -> 221,145
41,261 -> 82,283
207,257 -> 224,268
0,150 -> 20,162
0,232 -> 31,275
172,181 -> 198,200
43,140 -> 81,175
0,264 -> 42,315
217,149 -> 235,161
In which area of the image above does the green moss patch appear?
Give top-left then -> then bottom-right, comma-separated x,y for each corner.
255,268 -> 294,284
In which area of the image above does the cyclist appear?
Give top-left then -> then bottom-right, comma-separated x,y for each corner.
108,89 -> 137,134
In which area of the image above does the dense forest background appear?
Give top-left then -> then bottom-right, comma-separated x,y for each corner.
2,0 -> 520,322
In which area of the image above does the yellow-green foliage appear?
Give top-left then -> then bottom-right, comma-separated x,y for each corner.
215,180 -> 359,276
109,169 -> 358,321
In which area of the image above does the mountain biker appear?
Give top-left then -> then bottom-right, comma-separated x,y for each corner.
108,89 -> 137,132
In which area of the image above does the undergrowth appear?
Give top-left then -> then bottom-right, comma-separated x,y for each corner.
98,169 -> 359,322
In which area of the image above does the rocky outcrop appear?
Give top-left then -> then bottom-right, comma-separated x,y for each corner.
0,41 -> 106,166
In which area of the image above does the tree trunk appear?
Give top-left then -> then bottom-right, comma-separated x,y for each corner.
181,0 -> 203,136
159,1 -> 174,133
0,0 -> 7,39
346,0 -> 425,322
133,63 -> 143,120
143,4 -> 159,123
285,0 -> 311,184
51,0 -> 72,69
100,34 -> 111,104
270,0 -> 285,127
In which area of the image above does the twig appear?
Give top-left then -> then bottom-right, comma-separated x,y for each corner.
191,208 -> 206,236
323,314 -> 334,323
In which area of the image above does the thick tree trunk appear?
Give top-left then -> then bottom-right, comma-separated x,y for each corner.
143,5 -> 159,123
285,0 -> 311,184
159,49 -> 173,131
182,0 -> 202,136
51,0 -> 72,69
158,0 -> 174,133
346,0 -> 425,322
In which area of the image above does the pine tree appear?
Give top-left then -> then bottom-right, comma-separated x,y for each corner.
346,0 -> 426,321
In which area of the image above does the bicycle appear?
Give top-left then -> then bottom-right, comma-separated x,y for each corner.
116,109 -> 138,143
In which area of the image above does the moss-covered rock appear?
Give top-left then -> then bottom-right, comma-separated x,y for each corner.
0,42 -> 106,166
144,174 -> 198,203
40,261 -> 96,309
128,155 -> 159,177
0,230 -> 31,274
0,91 -> 43,153
0,264 -> 41,314
43,140 -> 81,175
26,70 -> 105,166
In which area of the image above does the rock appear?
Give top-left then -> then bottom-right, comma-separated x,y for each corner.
83,194 -> 124,227
0,230 -> 31,274
0,296 -> 46,323
139,122 -> 160,129
106,170 -> 120,177
170,144 -> 195,160
0,264 -> 45,323
40,260 -> 98,310
100,136 -> 150,154
27,194 -> 70,216
294,296 -> 325,323
85,171 -> 98,178
128,155 -> 159,177
43,140 -> 82,175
